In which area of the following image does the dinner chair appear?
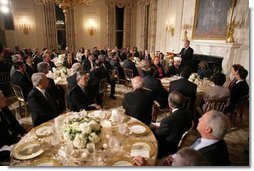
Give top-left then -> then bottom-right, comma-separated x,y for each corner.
151,100 -> 160,123
0,72 -> 11,96
231,94 -> 249,124
99,78 -> 108,102
123,68 -> 133,88
11,84 -> 29,118
177,120 -> 195,150
196,98 -> 229,116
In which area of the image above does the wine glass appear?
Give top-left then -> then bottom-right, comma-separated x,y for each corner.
118,123 -> 127,136
108,136 -> 118,151
65,143 -> 74,157
87,142 -> 96,161
117,114 -> 123,124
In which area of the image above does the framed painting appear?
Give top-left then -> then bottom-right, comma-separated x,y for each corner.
192,0 -> 232,40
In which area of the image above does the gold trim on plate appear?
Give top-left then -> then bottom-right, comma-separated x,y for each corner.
29,157 -> 62,166
106,156 -> 133,166
128,122 -> 150,136
34,123 -> 53,138
13,140 -> 44,160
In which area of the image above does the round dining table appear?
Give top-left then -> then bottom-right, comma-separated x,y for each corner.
10,108 -> 158,166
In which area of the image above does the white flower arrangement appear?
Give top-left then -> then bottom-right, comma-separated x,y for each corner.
188,73 -> 200,83
63,117 -> 102,149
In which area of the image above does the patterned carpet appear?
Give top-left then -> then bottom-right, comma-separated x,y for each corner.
9,84 -> 249,166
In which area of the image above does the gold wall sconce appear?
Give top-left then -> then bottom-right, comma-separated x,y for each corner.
86,18 -> 97,36
19,23 -> 31,35
181,24 -> 192,41
166,24 -> 175,37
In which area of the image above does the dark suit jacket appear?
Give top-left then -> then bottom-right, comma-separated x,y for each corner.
32,55 -> 43,72
227,80 -> 249,112
166,65 -> 181,77
179,47 -> 194,68
82,59 -> 94,72
143,75 -> 168,108
198,139 -> 231,166
63,59 -> 77,69
28,87 -> 59,127
0,107 -> 27,147
122,59 -> 139,77
122,88 -> 154,126
69,85 -> 96,112
11,71 -> 33,100
25,63 -> 35,78
67,73 -> 77,89
169,78 -> 197,111
140,54 -> 151,61
155,108 -> 192,157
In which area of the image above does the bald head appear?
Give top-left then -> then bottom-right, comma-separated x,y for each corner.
132,76 -> 144,90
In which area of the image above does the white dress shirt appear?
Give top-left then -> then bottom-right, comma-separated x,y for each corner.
190,138 -> 219,150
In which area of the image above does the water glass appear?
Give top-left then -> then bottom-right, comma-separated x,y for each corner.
108,136 -> 118,149
87,142 -> 96,161
118,123 -> 127,136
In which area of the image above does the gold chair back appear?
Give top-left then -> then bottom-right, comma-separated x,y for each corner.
178,121 -> 195,149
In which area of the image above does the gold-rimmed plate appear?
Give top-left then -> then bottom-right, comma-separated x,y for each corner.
34,123 -> 53,138
29,157 -> 61,166
128,122 -> 150,136
126,140 -> 156,157
13,140 -> 44,160
106,156 -> 133,166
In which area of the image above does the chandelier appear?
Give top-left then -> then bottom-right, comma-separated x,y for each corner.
34,0 -> 95,13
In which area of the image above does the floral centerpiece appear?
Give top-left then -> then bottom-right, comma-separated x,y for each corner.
133,57 -> 140,67
188,73 -> 200,84
63,116 -> 102,149
53,54 -> 68,78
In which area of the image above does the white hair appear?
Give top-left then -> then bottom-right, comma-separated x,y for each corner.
207,110 -> 230,139
71,63 -> 82,73
31,72 -> 46,87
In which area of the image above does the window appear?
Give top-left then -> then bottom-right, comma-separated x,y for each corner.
55,5 -> 66,50
115,7 -> 124,49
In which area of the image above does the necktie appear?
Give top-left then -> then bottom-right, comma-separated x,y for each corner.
190,138 -> 201,149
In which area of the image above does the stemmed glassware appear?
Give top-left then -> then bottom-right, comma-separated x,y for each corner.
87,142 -> 96,162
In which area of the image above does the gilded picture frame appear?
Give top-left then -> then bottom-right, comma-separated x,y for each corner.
192,0 -> 231,40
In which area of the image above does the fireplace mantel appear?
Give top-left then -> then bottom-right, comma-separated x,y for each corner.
190,40 -> 241,75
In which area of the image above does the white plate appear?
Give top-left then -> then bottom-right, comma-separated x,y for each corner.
13,141 -> 44,160
35,124 -> 53,138
112,160 -> 133,166
129,125 -> 146,134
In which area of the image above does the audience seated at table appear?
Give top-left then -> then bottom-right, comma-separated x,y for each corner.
132,147 -> 209,166
37,62 -> 65,113
224,67 -> 249,114
63,52 -> 77,69
42,53 -> 56,71
122,76 -> 154,126
0,90 -> 27,163
28,73 -> 60,127
69,71 -> 101,112
67,63 -> 83,89
11,61 -> 33,100
122,53 -> 139,77
143,67 -> 168,108
151,56 -> 164,79
166,57 -> 182,77
168,67 -> 197,112
138,60 -> 150,78
10,54 -> 23,77
197,60 -> 213,79
154,91 -> 192,158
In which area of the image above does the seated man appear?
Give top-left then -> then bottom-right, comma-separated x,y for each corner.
166,57 -> 182,77
154,91 -> 192,158
69,71 -> 101,112
169,67 -> 197,112
122,76 -> 154,126
143,67 -> 168,108
0,90 -> 27,163
122,53 -> 139,77
28,73 -> 60,127
134,110 -> 230,166
67,63 -> 83,89
11,61 -> 33,100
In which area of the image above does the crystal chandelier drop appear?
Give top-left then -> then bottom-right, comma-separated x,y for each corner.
34,0 -> 95,13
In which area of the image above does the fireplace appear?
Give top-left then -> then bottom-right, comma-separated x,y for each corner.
193,54 -> 223,73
